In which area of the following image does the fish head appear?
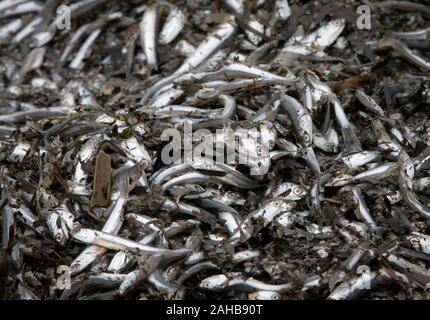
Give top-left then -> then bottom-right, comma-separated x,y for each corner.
199,274 -> 228,291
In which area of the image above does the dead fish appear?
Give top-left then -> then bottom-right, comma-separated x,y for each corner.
373,39 -> 430,71
200,273 -> 294,293
159,5 -> 186,45
140,4 -> 159,71
2,0 -> 430,302
71,228 -> 191,257
351,187 -> 379,234
280,94 -> 313,147
140,17 -> 236,104
399,152 -> 430,219
328,268 -> 410,300
70,177 -> 129,275
355,89 -> 385,117
17,47 -> 46,82
276,18 -> 345,60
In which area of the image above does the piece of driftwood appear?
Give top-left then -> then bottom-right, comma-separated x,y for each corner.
91,150 -> 112,207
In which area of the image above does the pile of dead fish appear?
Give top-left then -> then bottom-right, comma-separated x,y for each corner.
1,0 -> 430,300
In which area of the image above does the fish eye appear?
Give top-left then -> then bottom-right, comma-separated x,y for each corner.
294,187 -> 302,195
73,222 -> 81,232
273,200 -> 280,207
303,134 -> 311,142
203,282 -> 210,288
410,237 -> 420,246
